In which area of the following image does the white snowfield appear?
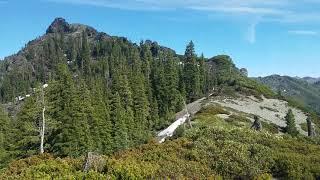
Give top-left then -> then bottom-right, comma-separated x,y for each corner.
157,114 -> 190,143
211,95 -> 308,135
157,97 -> 206,143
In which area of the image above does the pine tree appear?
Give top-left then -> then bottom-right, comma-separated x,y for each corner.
15,97 -> 41,157
165,53 -> 183,112
198,53 -> 207,95
80,32 -> 91,76
90,80 -> 113,154
13,83 -> 52,157
183,41 -> 200,102
48,64 -> 92,157
130,48 -> 149,144
140,41 -> 152,80
72,80 -> 93,154
111,70 -> 135,146
0,106 -> 11,166
151,52 -> 169,127
150,97 -> 160,130
140,42 -> 154,120
178,65 -> 186,100
111,92 -> 129,151
285,109 -> 299,136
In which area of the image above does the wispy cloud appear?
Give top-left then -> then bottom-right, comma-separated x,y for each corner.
246,22 -> 258,44
288,30 -> 318,36
44,0 -> 320,43
191,6 -> 289,15
45,0 -> 171,10
45,0 -> 320,22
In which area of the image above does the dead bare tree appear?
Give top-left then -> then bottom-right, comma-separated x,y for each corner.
39,86 -> 46,154
307,116 -> 316,137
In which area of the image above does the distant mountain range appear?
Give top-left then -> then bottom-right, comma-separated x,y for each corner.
300,77 -> 320,84
256,75 -> 320,114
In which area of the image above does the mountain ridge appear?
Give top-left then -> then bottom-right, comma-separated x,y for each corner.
256,74 -> 320,114
0,18 -> 179,102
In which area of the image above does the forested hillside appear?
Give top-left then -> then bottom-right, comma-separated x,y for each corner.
0,18 -> 274,168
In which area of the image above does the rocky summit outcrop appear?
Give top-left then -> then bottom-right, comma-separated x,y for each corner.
46,17 -> 71,34
240,68 -> 248,77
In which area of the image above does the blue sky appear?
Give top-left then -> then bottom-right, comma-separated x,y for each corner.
1,0 -> 320,77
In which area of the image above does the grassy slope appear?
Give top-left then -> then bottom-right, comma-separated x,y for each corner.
1,106 -> 320,179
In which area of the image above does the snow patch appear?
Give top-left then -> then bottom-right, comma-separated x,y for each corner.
157,114 -> 190,143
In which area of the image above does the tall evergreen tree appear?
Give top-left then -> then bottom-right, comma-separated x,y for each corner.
90,80 -> 113,154
80,32 -> 91,76
111,92 -> 129,151
165,53 -> 183,112
183,41 -> 200,102
285,109 -> 299,136
150,52 -> 170,127
149,97 -> 160,130
198,53 -> 207,95
48,64 -> 92,157
140,41 -> 152,80
129,48 -> 150,143
111,70 -> 135,145
15,97 -> 41,157
0,106 -> 11,166
140,42 -> 154,122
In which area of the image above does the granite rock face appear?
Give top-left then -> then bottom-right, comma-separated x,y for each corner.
46,17 -> 71,34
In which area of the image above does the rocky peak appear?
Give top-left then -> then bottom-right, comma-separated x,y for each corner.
240,68 -> 248,77
46,17 -> 71,34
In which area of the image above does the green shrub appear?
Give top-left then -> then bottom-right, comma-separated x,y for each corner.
225,114 -> 251,127
2,109 -> 320,179
253,173 -> 273,180
0,154 -> 105,179
198,105 -> 230,116
170,125 -> 186,139
261,121 -> 279,134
